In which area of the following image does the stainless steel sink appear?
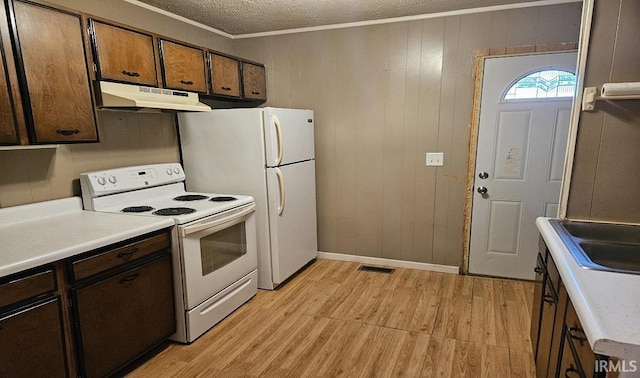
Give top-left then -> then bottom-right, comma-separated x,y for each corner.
549,219 -> 640,274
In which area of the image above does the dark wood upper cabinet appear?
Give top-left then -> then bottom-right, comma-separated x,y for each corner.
159,39 -> 206,93
90,20 -> 158,87
11,0 -> 98,143
209,52 -> 240,98
0,1 -> 266,148
0,0 -> 26,145
241,61 -> 266,101
0,50 -> 19,145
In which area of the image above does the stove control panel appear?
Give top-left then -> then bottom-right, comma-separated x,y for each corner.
80,163 -> 186,198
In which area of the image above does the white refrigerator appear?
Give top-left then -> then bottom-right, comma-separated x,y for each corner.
178,108 -> 318,290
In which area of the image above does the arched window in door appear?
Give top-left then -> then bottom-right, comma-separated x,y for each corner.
503,69 -> 576,100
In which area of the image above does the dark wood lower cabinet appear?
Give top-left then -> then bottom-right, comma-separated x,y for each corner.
0,229 -> 174,378
0,298 -> 67,377
73,253 -> 174,378
559,330 -> 583,378
531,253 -> 545,359
533,237 -> 610,378
536,271 -> 559,377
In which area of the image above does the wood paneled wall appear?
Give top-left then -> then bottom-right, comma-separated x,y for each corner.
0,112 -> 178,207
234,3 -> 582,266
0,0 -> 233,207
567,0 -> 640,223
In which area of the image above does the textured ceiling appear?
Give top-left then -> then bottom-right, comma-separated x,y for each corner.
135,0 -> 554,35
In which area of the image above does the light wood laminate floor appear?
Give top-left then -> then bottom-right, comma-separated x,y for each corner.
129,259 -> 535,377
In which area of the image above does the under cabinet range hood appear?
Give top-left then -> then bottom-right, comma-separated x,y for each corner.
96,81 -> 211,112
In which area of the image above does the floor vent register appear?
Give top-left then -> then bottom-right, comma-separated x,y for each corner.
358,265 -> 395,274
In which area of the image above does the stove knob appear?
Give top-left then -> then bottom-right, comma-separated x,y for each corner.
108,175 -> 117,184
166,168 -> 173,175
173,167 -> 181,174
97,177 -> 106,185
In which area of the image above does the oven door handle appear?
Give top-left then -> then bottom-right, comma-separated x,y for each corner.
179,204 -> 255,237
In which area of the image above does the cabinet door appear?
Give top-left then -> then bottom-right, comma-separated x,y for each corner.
0,0 -> 21,145
565,300 -> 607,377
241,61 -> 266,100
13,1 -> 98,143
73,254 -> 174,378
160,39 -> 206,93
210,53 -> 240,98
0,298 -> 67,378
536,273 -> 558,378
530,253 -> 545,358
91,20 -> 157,86
549,279 -> 568,377
0,53 -> 18,144
558,330 -> 584,378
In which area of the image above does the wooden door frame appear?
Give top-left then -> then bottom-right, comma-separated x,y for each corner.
460,43 -> 578,274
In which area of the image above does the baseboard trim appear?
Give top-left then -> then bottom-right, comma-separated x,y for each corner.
317,252 -> 460,275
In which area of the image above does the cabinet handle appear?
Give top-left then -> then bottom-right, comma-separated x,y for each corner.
181,80 -> 194,85
119,272 -> 140,284
543,294 -> 555,304
221,86 -> 231,91
568,326 -> 587,345
116,247 -> 139,261
56,129 -> 80,136
564,366 -> 581,377
251,91 -> 260,95
121,70 -> 140,77
534,267 -> 545,274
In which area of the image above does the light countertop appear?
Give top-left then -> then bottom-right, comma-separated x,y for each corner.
537,217 -> 640,360
0,197 -> 174,277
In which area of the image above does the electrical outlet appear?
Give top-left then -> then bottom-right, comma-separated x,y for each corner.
426,152 -> 444,166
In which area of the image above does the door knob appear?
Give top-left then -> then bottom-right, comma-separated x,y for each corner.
477,186 -> 488,195
478,171 -> 489,179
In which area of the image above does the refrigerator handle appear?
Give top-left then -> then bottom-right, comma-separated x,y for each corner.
272,115 -> 283,165
275,167 -> 285,215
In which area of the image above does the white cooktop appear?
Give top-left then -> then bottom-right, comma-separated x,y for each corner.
89,183 -> 254,224
81,163 -> 254,224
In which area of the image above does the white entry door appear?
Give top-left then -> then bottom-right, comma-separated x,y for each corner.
468,52 -> 577,280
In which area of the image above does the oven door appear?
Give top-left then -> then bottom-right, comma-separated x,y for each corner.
178,204 -> 257,310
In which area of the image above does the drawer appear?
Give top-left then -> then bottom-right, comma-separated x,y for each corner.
0,267 -> 56,309
70,231 -> 170,281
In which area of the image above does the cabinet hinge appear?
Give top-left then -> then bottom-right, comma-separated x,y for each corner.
68,298 -> 73,309
92,63 -> 97,73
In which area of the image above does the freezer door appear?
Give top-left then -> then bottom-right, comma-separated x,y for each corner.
263,108 -> 315,167
266,160 -> 318,285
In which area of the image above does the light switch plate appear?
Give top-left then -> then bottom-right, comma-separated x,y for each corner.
426,152 -> 444,166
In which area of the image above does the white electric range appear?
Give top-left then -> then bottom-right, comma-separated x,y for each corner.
80,163 -> 258,343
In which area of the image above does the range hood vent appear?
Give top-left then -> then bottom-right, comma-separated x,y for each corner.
96,81 -> 211,112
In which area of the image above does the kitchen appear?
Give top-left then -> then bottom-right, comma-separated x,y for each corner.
1,0 -> 639,376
